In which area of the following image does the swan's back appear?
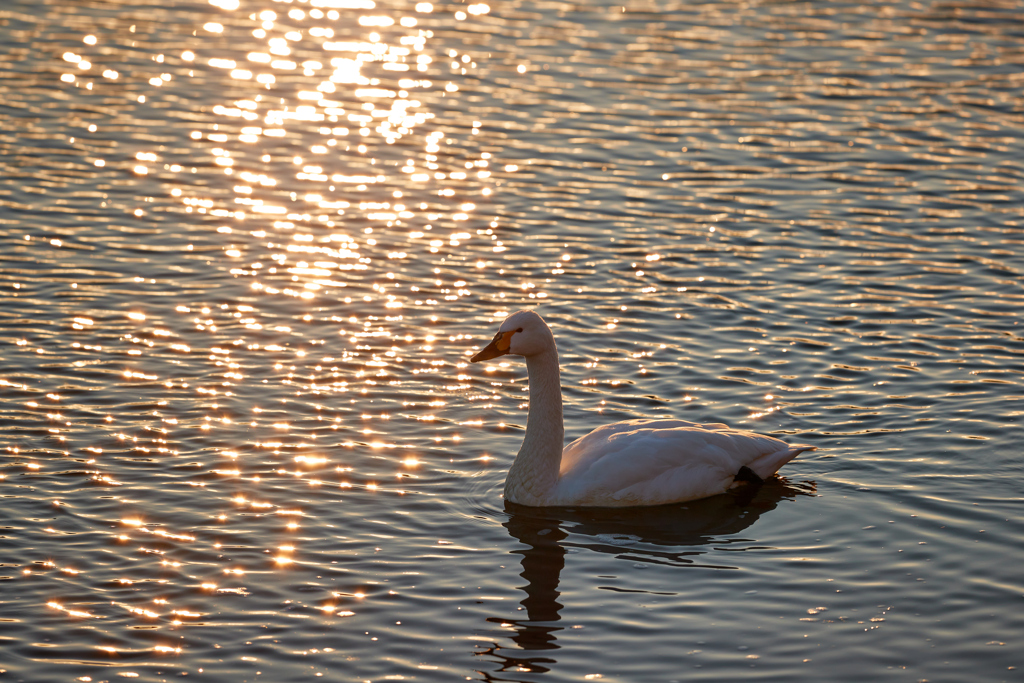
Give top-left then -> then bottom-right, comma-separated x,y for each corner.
556,418 -> 809,507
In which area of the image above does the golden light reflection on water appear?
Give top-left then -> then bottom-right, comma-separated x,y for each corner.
160,0 -> 503,337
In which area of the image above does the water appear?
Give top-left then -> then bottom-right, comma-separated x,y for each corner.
2,0 -> 1023,680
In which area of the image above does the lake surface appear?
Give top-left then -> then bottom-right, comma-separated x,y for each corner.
2,0 -> 1023,680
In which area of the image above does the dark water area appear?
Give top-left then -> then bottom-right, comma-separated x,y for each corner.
1,0 -> 1023,680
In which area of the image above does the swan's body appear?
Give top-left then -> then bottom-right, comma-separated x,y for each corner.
470,310 -> 815,507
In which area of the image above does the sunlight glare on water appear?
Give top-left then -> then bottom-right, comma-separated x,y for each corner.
1,0 -> 1023,681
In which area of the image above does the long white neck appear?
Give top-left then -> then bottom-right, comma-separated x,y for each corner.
504,347 -> 564,505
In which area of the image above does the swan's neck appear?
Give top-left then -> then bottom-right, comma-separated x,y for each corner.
505,348 -> 564,505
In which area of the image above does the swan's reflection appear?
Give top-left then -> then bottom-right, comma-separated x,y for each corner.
475,478 -> 815,678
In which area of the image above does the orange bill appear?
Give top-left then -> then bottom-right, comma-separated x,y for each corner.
470,329 -> 515,362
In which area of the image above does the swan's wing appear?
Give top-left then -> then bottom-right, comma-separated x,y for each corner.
560,419 -> 752,472
558,422 -> 796,506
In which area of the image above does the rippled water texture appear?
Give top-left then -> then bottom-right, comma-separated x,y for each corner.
2,0 -> 1023,680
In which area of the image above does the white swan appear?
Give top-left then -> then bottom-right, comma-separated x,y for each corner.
470,310 -> 816,507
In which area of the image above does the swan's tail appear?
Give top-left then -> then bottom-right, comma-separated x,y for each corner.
748,445 -> 816,480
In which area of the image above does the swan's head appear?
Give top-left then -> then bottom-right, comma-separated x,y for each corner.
470,310 -> 555,362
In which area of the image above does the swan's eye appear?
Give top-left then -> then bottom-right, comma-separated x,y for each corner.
516,327 -> 523,332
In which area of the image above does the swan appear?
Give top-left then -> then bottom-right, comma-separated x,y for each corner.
470,310 -> 816,507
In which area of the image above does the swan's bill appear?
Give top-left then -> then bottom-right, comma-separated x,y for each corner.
471,329 -> 515,363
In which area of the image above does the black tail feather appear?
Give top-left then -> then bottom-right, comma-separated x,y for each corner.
734,465 -> 764,485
